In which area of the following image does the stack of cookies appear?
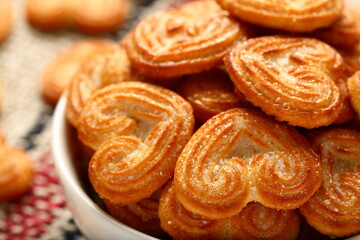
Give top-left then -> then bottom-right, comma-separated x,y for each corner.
62,0 -> 360,239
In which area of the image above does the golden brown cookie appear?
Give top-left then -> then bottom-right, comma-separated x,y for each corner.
40,39 -> 117,105
123,0 -> 251,79
78,82 -> 194,204
0,137 -> 33,201
176,68 -> 251,123
26,0 -> 129,34
300,128 -> 360,238
72,0 -> 130,34
311,9 -> 360,49
0,0 -> 12,43
159,180 -> 301,240
25,0 -> 70,31
65,47 -> 141,127
215,0 -> 343,33
224,35 -> 344,129
347,70 -> 360,117
174,108 -> 322,219
103,188 -> 167,239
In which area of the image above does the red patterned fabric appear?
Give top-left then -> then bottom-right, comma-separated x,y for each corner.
0,151 -> 66,240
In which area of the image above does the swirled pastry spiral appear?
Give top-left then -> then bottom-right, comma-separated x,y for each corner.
311,9 -> 360,49
299,128 -> 360,237
78,81 -> 194,203
26,0 -> 129,34
224,35 -> 343,129
347,70 -> 360,117
176,68 -> 251,123
0,0 -> 12,43
159,180 -> 301,240
123,0 -> 250,79
160,180 -> 229,240
66,47 -> 140,127
103,188 -> 167,238
0,137 -> 33,201
41,39 -> 117,105
215,0 -> 343,33
174,108 -> 321,219
230,202 -> 301,240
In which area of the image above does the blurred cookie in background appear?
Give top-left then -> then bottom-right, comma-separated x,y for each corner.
310,8 -> 360,49
215,0 -> 343,33
0,132 -> 33,201
40,39 -> 118,105
0,0 -> 12,43
25,0 -> 130,35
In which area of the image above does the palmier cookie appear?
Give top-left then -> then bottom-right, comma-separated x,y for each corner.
103,188 -> 167,238
66,46 -> 141,128
0,138 -> 33,201
40,39 -> 117,105
215,0 -> 343,33
299,128 -> 360,237
311,9 -> 360,49
78,81 -> 194,204
347,70 -> 360,117
224,35 -> 343,129
26,0 -> 129,34
174,108 -> 322,220
177,68 -> 251,123
123,0 -> 250,79
159,180 -> 301,240
0,0 -> 12,43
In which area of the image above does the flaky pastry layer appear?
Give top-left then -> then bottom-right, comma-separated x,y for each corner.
224,35 -> 344,129
103,188 -> 167,238
123,0 -> 250,79
159,180 -> 301,240
311,8 -> 360,49
215,0 -> 343,32
174,108 -> 322,219
78,82 -> 194,204
66,47 -> 139,127
300,128 -> 360,237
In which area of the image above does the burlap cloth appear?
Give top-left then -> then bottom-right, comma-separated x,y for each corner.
0,0 -> 177,239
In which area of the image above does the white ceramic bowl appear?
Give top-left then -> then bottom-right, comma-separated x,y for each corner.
52,94 -> 158,240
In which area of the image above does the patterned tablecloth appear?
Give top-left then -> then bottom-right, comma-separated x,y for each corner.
0,0 -> 181,239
